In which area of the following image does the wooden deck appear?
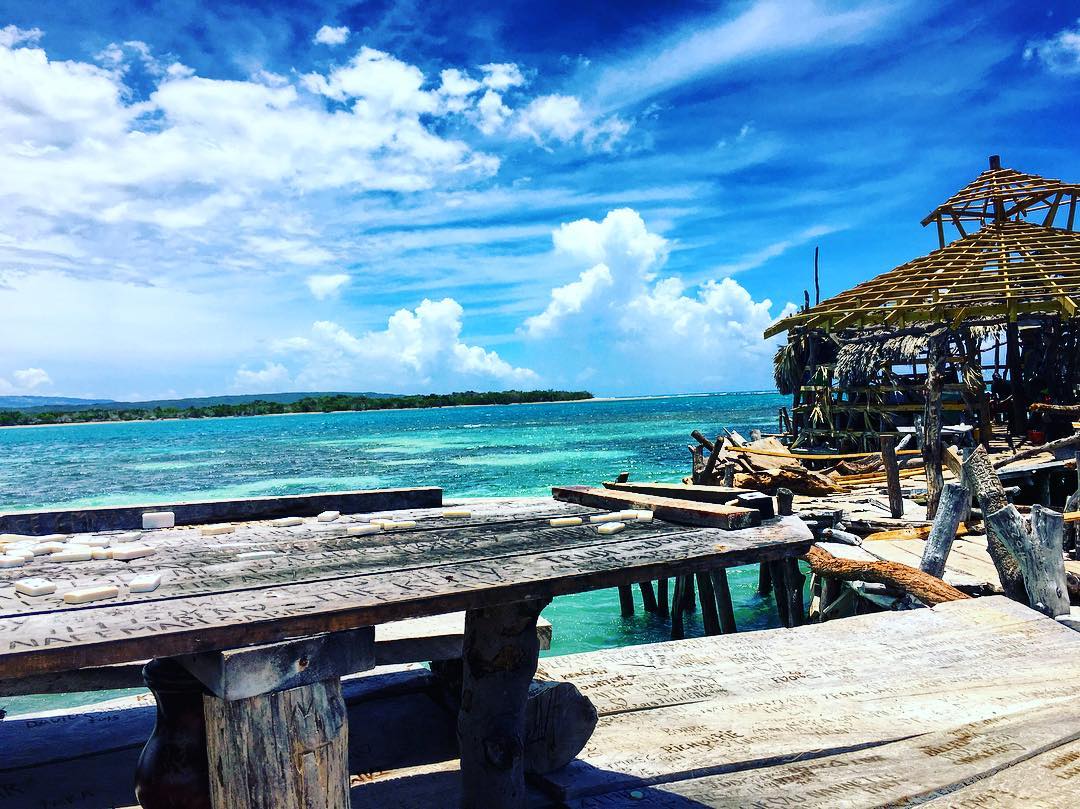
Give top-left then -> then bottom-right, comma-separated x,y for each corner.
4,596 -> 1078,807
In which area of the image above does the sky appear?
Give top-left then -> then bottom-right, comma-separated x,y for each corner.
0,0 -> 1078,400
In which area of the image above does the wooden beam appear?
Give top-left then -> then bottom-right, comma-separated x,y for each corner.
551,486 -> 761,530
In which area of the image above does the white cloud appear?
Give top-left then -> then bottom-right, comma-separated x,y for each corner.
314,25 -> 350,46
475,89 -> 511,134
522,208 -> 797,391
524,263 -> 613,336
0,25 -> 42,48
0,366 -> 53,394
13,367 -> 51,389
276,298 -> 537,391
1024,20 -> 1080,76
590,0 -> 899,110
234,361 -> 291,392
480,63 -> 526,91
713,224 -> 840,276
513,94 -> 629,150
306,273 -> 350,299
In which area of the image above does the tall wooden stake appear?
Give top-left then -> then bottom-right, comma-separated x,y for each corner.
1005,321 -> 1027,436
879,434 -> 904,518
923,333 -> 947,519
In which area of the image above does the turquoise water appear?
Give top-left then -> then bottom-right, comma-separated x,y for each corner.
1,392 -> 790,714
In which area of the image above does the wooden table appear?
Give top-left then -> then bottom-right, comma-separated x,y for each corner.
0,494 -> 812,809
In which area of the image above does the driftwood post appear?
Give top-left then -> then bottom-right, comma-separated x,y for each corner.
1005,321 -> 1027,435
923,333 -> 947,519
638,581 -> 658,613
656,577 -> 669,617
709,569 -> 737,634
985,504 -> 1070,618
757,563 -> 773,595
700,434 -> 724,483
459,598 -> 550,809
617,585 -> 635,617
722,462 -> 735,487
695,572 -> 721,635
961,446 -> 1028,602
670,576 -> 685,639
919,482 -> 968,579
879,434 -> 904,518
776,488 -> 794,517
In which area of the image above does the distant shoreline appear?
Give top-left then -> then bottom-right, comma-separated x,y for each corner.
0,391 -> 777,431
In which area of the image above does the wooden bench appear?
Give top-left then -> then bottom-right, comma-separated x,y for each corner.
0,493 -> 811,809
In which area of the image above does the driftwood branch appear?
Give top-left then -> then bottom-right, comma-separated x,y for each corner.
991,431 -> 1080,469
802,546 -> 970,606
984,504 -> 1070,617
1029,402 -> 1080,417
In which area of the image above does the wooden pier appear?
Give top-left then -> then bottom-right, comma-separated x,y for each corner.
4,595 -> 1078,807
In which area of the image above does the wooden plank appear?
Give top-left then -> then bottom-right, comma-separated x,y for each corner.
570,707 -> 1080,808
0,614 -> 554,695
0,488 -> 443,535
0,517 -> 812,678
552,486 -> 760,529
601,482 -> 750,504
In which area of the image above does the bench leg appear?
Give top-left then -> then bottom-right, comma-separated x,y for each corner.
459,598 -> 550,809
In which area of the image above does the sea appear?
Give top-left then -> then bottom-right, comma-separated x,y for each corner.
0,391 -> 790,715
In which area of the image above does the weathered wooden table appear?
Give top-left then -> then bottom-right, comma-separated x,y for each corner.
0,492 -> 811,809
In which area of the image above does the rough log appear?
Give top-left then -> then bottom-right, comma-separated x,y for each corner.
802,546 -> 970,606
962,446 -> 1028,602
638,581 -> 658,614
984,504 -> 1070,617
776,488 -> 794,517
923,333 -> 947,519
920,482 -> 969,579
1029,403 -> 1080,417
733,468 -> 844,497
991,431 -> 1080,469
520,680 -> 598,775
459,598 -> 550,809
879,434 -> 904,519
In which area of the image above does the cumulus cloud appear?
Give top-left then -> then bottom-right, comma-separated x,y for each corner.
1024,20 -> 1080,76
234,361 -> 290,392
522,209 -> 798,391
513,94 -> 629,150
275,298 -> 537,391
0,366 -> 52,394
480,63 -> 526,91
314,25 -> 350,46
306,273 -> 350,299
0,25 -> 41,48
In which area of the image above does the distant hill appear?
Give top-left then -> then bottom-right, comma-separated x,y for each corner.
0,395 -> 115,410
4,392 -> 393,414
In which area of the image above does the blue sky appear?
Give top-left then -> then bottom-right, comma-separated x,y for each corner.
0,0 -> 1078,400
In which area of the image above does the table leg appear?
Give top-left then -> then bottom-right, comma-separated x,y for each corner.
459,598 -> 550,809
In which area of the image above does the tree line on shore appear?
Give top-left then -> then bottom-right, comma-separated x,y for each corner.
0,390 -> 594,426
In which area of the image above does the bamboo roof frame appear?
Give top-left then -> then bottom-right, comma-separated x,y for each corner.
764,220 -> 1080,338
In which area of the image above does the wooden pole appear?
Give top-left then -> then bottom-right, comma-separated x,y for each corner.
459,598 -> 549,809
656,577 -> 669,617
985,504 -> 1070,617
879,434 -> 904,518
768,559 -> 792,628
681,574 -> 697,612
758,563 -> 773,595
700,434 -> 724,483
919,482 -> 968,579
670,577 -> 685,640
722,462 -> 735,487
617,585 -> 635,617
709,569 -> 737,634
638,580 -> 658,614
814,246 -> 821,305
695,572 -> 721,636
923,333 -> 947,519
1006,321 -> 1026,435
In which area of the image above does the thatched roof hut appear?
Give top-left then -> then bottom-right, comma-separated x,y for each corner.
766,156 -> 1080,511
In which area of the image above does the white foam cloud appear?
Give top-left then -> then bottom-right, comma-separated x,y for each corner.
513,94 -> 629,150
234,361 -> 290,392
522,208 -> 798,391
306,273 -> 351,300
480,63 -> 526,91
1024,20 -> 1080,76
314,25 -> 350,46
276,298 -> 537,391
0,366 -> 52,394
0,25 -> 42,48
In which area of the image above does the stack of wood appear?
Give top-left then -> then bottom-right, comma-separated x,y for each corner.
686,430 -> 845,496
